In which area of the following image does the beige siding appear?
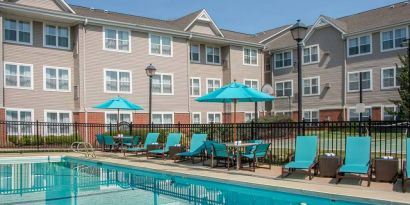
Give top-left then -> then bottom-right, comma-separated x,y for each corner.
3,17 -> 76,121
188,22 -> 217,36
15,0 -> 64,11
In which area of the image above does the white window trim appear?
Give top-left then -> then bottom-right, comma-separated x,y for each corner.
243,47 -> 258,66
103,68 -> 133,94
347,34 -> 373,57
273,50 -> 293,69
303,109 -> 320,122
206,78 -> 221,94
302,76 -> 320,96
44,110 -> 72,123
151,112 -> 174,124
43,66 -> 71,92
381,105 -> 397,121
152,73 -> 174,96
190,77 -> 201,97
3,18 -> 33,45
302,44 -> 320,65
347,69 -> 373,93
148,33 -> 173,57
275,80 -> 293,98
205,45 -> 221,65
190,44 -> 201,63
380,26 -> 409,52
207,112 -> 222,124
105,111 -> 133,124
348,106 -> 372,121
4,61 -> 34,90
244,111 -> 256,122
43,23 -> 71,50
381,67 -> 400,90
191,112 -> 201,124
44,110 -> 73,136
243,79 -> 259,90
5,108 -> 34,135
103,27 -> 132,53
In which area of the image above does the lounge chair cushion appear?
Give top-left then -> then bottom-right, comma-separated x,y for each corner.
127,147 -> 146,152
177,151 -> 200,157
284,161 -> 313,169
149,149 -> 167,154
339,164 -> 369,174
241,152 -> 266,159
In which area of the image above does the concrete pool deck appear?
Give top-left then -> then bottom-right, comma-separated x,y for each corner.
1,151 -> 409,204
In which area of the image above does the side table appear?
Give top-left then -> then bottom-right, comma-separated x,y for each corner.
318,155 -> 341,177
374,158 -> 398,183
147,144 -> 162,152
169,146 -> 185,160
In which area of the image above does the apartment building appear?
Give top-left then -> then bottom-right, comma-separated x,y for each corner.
264,1 -> 410,121
0,0 -> 274,128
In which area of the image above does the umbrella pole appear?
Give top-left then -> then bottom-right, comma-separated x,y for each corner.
117,108 -> 120,134
233,99 -> 237,142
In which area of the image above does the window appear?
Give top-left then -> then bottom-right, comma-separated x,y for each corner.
347,70 -> 372,92
303,76 -> 320,96
244,79 -> 258,90
104,28 -> 130,52
149,34 -> 172,56
104,69 -> 131,93
244,112 -> 255,122
207,112 -> 222,123
381,27 -> 408,51
275,111 -> 291,117
190,44 -> 200,63
303,45 -> 319,64
348,35 -> 371,56
206,78 -> 221,93
303,110 -> 319,122
105,112 -> 132,124
381,67 -> 400,89
383,106 -> 397,121
4,19 -> 31,44
44,24 -> 69,49
152,73 -> 173,95
206,46 -> 221,64
349,107 -> 371,121
43,67 -> 70,92
190,77 -> 201,97
45,111 -> 71,135
275,80 -> 293,97
243,48 -> 257,65
191,112 -> 201,124
6,109 -> 33,135
4,62 -> 33,89
274,51 -> 292,69
152,112 -> 173,124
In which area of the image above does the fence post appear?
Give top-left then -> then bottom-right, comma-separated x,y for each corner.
129,122 -> 133,136
251,120 -> 255,140
36,120 -> 39,150
367,117 -> 372,136
178,122 -> 181,133
210,122 -> 214,141
74,121 -> 78,142
109,123 -> 112,136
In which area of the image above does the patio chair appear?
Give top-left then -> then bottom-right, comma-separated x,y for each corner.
96,134 -> 105,151
122,136 -> 141,147
126,133 -> 159,155
211,142 -> 235,170
103,135 -> 119,151
147,133 -> 182,160
402,138 -> 409,192
176,134 -> 207,163
282,136 -> 318,180
202,140 -> 214,166
241,143 -> 271,172
336,136 -> 372,186
244,140 -> 263,155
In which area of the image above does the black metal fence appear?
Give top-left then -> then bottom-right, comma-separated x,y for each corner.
0,120 -> 408,165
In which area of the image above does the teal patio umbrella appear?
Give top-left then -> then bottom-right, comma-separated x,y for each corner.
94,97 -> 143,132
196,81 -> 275,141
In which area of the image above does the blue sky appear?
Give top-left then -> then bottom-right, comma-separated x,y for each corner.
66,0 -> 401,34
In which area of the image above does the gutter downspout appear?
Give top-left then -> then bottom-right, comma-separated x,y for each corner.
83,19 -> 88,142
342,36 -> 347,121
187,34 -> 192,122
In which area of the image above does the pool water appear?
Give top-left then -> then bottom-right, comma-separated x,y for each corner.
0,156 -> 374,205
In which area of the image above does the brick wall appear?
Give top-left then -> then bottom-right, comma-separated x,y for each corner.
175,113 -> 190,124
320,109 -> 343,121
134,113 -> 149,124
0,108 -> 6,145
73,112 -> 105,144
223,112 -> 245,123
372,107 -> 381,121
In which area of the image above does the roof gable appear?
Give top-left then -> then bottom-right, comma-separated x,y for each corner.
183,9 -> 224,37
8,0 -> 75,13
303,15 -> 346,43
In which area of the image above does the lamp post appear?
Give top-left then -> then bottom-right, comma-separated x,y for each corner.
290,20 -> 308,123
145,64 -> 157,127
404,39 -> 410,120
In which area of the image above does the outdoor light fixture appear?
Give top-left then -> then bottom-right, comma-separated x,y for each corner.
146,63 -> 157,127
290,20 -> 308,125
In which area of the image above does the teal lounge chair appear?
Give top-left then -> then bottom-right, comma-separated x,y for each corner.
202,140 -> 214,166
122,136 -> 141,147
336,136 -> 372,186
176,134 -> 207,163
126,133 -> 159,155
103,135 -> 119,151
211,142 -> 235,170
148,133 -> 182,160
282,136 -> 318,180
403,138 -> 409,192
241,143 -> 271,172
244,140 -> 263,155
96,134 -> 105,151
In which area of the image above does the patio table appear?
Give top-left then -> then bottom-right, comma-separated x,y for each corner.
223,142 -> 257,170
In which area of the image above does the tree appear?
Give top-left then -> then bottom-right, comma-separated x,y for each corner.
390,54 -> 409,120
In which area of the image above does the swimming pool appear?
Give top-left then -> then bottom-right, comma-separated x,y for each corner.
0,156 -> 379,205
